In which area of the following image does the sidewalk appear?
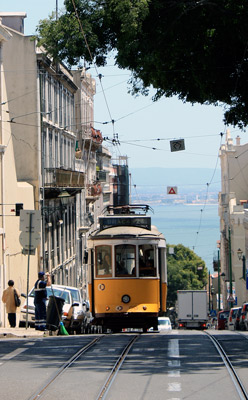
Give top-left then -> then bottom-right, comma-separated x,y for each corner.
0,327 -> 49,338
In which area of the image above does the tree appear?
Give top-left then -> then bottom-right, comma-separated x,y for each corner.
36,1 -> 248,128
166,244 -> 208,308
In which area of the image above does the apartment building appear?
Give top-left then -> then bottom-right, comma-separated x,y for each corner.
0,14 -> 38,326
219,132 -> 248,307
0,12 -> 84,300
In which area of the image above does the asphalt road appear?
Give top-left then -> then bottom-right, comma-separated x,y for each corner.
0,330 -> 247,400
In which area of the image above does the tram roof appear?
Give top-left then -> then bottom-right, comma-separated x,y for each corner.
90,224 -> 165,241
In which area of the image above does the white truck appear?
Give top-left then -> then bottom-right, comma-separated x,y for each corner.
177,290 -> 208,329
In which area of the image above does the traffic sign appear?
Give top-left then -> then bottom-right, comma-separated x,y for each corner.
19,231 -> 41,250
19,210 -> 41,233
170,139 -> 185,152
167,186 -> 178,195
227,295 -> 235,303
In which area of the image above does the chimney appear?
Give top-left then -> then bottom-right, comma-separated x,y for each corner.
236,136 -> 241,146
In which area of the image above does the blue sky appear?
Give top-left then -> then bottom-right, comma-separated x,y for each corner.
0,0 -> 245,172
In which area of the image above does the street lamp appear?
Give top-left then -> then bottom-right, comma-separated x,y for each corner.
58,190 -> 71,207
237,248 -> 243,261
237,248 -> 246,281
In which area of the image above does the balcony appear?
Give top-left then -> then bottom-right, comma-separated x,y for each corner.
96,170 -> 107,182
86,183 -> 102,203
81,127 -> 103,151
44,168 -> 85,188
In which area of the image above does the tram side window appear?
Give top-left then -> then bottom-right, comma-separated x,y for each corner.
138,245 -> 156,277
96,246 -> 112,277
115,245 -> 136,276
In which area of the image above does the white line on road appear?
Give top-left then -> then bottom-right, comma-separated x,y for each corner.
167,339 -> 181,398
0,348 -> 27,360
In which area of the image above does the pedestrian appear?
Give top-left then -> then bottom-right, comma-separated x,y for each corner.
2,280 -> 20,328
34,271 -> 51,331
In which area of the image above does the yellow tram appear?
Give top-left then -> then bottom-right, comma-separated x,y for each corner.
87,205 -> 167,332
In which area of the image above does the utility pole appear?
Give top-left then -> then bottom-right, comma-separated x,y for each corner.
228,227 -> 233,308
217,247 -> 221,311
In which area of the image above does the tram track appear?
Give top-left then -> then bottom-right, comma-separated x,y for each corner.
96,334 -> 138,400
28,334 -> 139,400
28,336 -> 101,400
205,331 -> 248,400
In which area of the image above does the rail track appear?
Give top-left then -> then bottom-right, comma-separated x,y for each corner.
28,334 -> 139,400
205,331 -> 248,400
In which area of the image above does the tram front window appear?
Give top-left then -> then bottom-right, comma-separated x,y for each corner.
115,245 -> 135,276
139,245 -> 156,277
96,246 -> 112,276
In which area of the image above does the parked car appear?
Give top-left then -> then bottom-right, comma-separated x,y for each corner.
228,307 -> 241,331
240,302 -> 248,331
217,310 -> 229,330
19,285 -> 85,334
234,307 -> 242,330
158,317 -> 172,331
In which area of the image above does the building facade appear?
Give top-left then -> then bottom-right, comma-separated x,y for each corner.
219,132 -> 248,308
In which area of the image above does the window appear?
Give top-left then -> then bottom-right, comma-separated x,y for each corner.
115,245 -> 135,276
43,128 -> 47,168
48,76 -> 52,119
49,130 -> 53,168
59,83 -> 63,127
40,71 -> 46,113
63,90 -> 67,127
138,245 -> 156,277
54,81 -> 58,124
60,136 -> 63,167
55,134 -> 58,167
64,138 -> 67,168
96,246 -> 112,277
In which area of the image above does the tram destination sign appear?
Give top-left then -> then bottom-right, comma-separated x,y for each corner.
99,216 -> 151,231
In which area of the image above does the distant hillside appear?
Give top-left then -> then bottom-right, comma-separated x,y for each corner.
129,168 -> 221,194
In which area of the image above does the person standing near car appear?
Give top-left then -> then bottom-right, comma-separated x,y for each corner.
2,280 -> 20,328
34,271 -> 51,331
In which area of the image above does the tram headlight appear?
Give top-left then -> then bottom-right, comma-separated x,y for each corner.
122,294 -> 131,304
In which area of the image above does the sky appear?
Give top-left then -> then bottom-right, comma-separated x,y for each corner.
1,0 -> 245,174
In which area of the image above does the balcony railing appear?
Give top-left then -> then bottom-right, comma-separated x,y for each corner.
44,168 -> 85,188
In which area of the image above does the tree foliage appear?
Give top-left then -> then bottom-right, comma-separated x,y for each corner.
36,0 -> 248,128
166,244 -> 208,308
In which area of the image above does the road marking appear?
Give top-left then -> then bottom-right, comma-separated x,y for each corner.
168,383 -> 181,392
167,339 -> 181,397
168,370 -> 180,377
0,348 -> 27,360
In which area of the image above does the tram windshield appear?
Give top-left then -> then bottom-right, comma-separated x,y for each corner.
115,245 -> 135,276
96,245 -> 112,276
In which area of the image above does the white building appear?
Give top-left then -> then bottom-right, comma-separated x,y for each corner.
219,132 -> 248,308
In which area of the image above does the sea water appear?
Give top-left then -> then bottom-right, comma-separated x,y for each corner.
150,204 -> 219,273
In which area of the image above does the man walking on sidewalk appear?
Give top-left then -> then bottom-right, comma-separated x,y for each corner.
34,272 -> 51,331
2,280 -> 20,328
